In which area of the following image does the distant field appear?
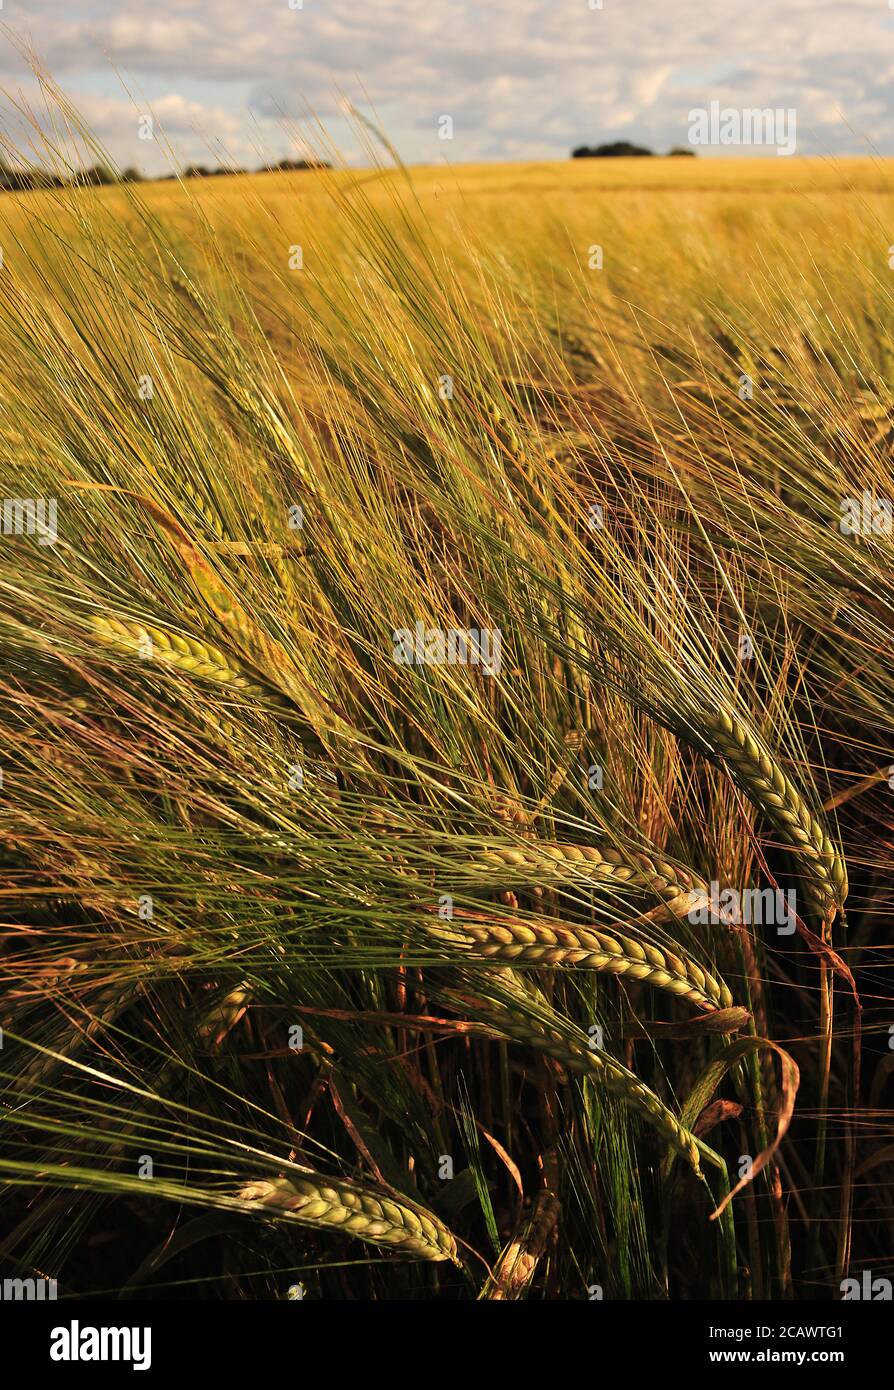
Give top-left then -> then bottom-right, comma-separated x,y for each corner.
8,156 -> 892,348
129,153 -> 894,196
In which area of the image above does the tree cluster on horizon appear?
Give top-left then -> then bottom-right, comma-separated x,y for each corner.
571,141 -> 696,158
0,154 -> 331,193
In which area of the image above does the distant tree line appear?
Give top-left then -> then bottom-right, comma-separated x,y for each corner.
0,155 -> 330,193
178,158 -> 328,180
571,141 -> 696,158
0,159 -> 121,191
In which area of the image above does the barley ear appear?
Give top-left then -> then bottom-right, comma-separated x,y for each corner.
456,990 -> 703,1176
474,840 -> 709,912
434,912 -> 734,1013
90,614 -> 279,700
707,704 -> 847,921
237,1175 -> 461,1265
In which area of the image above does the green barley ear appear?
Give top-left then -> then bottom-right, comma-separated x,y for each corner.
237,1175 -> 461,1265
70,483 -> 343,737
494,1011 -> 703,1175
443,981 -> 704,1178
90,614 -> 280,700
705,702 -> 847,923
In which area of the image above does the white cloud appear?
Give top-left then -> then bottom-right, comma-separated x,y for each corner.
1,0 -> 893,167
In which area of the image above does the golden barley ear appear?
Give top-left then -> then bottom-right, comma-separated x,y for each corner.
434,911 -> 734,1013
475,840 -> 709,911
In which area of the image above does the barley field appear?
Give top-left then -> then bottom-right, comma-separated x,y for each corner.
2,97 -> 894,1304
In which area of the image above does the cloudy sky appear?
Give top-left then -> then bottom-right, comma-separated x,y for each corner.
3,0 -> 894,171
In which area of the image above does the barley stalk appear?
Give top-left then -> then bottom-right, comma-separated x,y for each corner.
434,912 -> 733,1012
707,703 -> 847,920
237,1175 -> 460,1264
